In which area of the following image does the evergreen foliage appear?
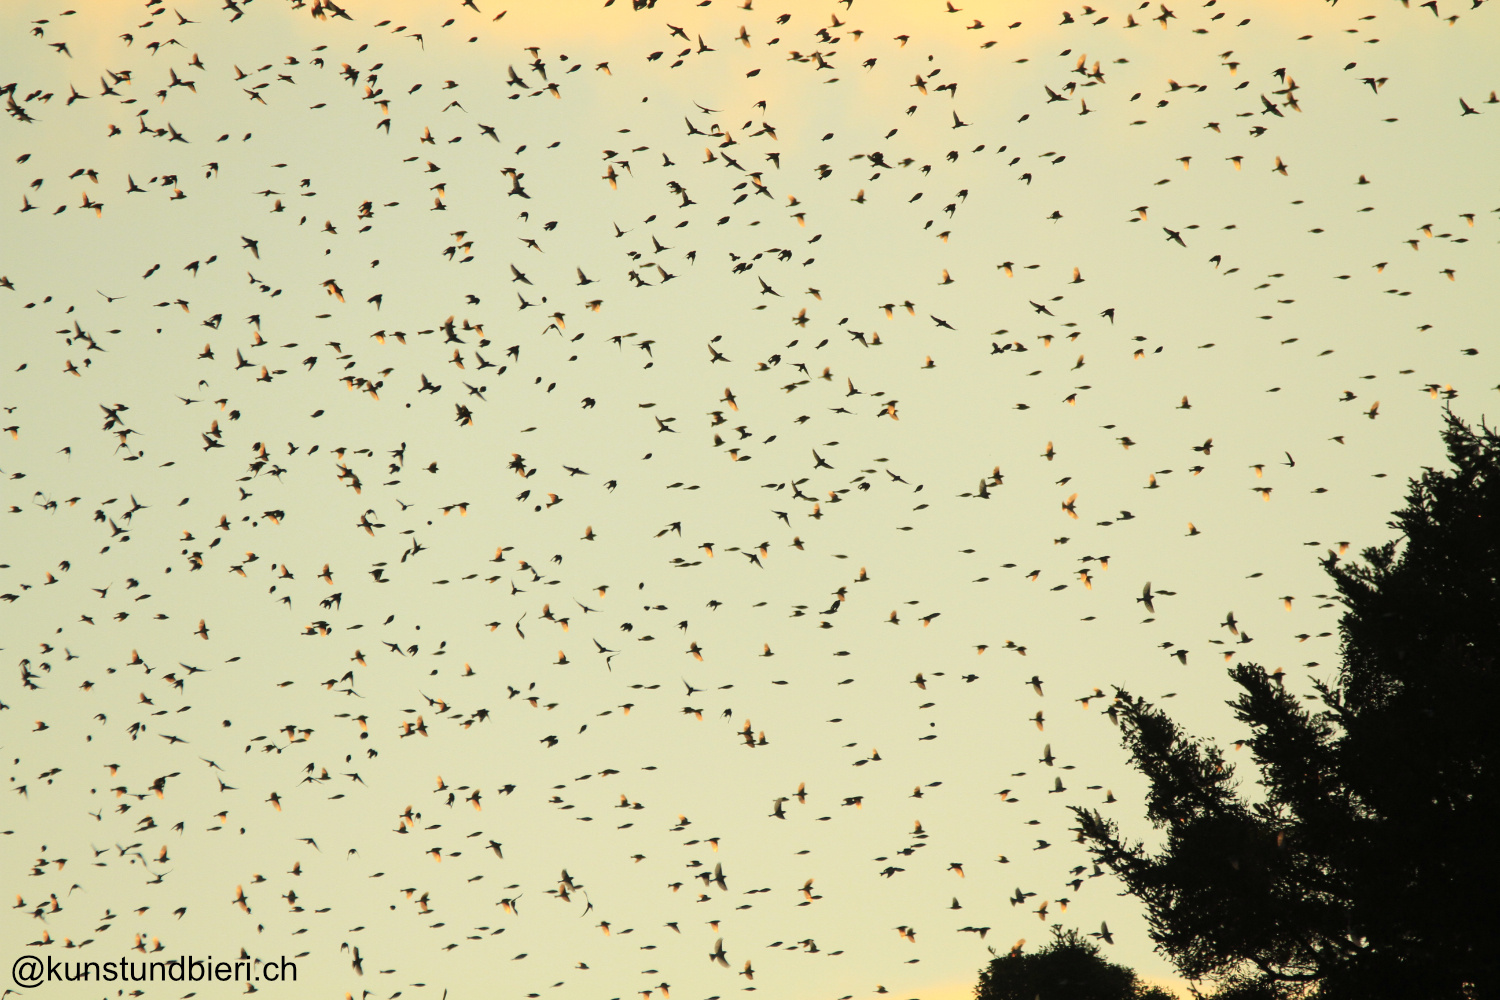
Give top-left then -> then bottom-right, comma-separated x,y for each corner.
1072,411 -> 1498,1000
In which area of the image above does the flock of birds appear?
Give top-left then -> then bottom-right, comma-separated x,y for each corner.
2,0 -> 1495,998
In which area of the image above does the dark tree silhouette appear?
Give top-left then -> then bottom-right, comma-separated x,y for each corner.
1072,411 -> 1498,1000
1199,970 -> 1312,1000
973,925 -> 1175,1000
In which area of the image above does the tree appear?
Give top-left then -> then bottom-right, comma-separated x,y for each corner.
1072,410 -> 1499,1000
974,925 -> 1175,1000
1196,970 -> 1312,1000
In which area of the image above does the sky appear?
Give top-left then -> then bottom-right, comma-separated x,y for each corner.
1,1 -> 1496,999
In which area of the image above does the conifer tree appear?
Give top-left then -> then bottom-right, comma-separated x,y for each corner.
1072,411 -> 1499,1000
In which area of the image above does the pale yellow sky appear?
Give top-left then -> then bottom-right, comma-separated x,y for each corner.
1,1 -> 1495,999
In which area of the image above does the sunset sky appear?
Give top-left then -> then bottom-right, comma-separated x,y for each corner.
2,1 -> 1496,998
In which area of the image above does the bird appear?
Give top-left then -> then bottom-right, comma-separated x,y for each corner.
1138,583 -> 1156,614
